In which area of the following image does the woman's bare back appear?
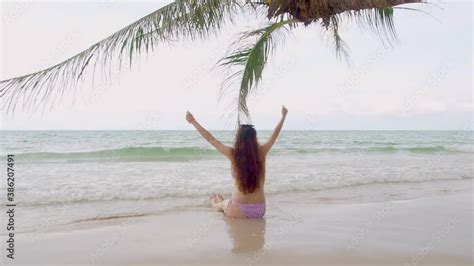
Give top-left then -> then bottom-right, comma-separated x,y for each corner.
186,105 -> 287,218
230,146 -> 267,204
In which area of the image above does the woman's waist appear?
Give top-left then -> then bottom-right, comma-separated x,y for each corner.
231,191 -> 265,204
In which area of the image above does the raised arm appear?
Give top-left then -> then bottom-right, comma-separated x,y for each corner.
261,106 -> 288,155
186,111 -> 233,160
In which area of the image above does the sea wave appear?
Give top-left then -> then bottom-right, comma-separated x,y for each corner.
289,145 -> 471,155
14,146 -> 218,162
11,144 -> 471,162
4,175 -> 472,208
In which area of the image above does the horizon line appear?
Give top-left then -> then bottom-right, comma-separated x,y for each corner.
1,129 -> 472,132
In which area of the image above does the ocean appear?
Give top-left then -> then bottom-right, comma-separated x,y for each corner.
0,130 -> 472,232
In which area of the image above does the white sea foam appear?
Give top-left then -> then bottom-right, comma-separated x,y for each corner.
0,130 -> 472,230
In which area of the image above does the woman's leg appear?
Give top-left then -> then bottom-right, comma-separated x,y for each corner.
209,194 -> 247,218
209,194 -> 227,211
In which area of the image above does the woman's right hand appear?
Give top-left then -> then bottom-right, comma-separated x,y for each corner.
282,105 -> 288,117
186,111 -> 195,124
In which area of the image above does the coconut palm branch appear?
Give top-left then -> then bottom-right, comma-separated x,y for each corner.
0,0 -> 241,112
0,0 -> 424,114
221,0 -> 424,121
219,19 -> 297,123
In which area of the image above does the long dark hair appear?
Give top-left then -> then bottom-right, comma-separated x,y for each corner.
233,124 -> 261,194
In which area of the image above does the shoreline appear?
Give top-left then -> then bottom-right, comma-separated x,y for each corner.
3,178 -> 472,234
2,179 -> 472,265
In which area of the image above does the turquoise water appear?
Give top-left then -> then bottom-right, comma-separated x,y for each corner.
3,130 -> 473,162
0,130 -> 472,230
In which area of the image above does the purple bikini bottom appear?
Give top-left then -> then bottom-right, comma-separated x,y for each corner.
228,199 -> 266,218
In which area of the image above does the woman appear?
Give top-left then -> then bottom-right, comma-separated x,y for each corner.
185,106 -> 288,218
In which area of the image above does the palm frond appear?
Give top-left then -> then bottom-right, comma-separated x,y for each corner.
0,0 -> 241,112
218,19 -> 296,124
319,15 -> 350,61
318,6 -> 397,60
343,7 -> 398,46
394,6 -> 441,23
258,0 -> 424,57
260,0 -> 424,23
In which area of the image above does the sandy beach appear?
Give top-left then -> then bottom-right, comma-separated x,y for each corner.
1,0 -> 472,265
3,179 -> 472,265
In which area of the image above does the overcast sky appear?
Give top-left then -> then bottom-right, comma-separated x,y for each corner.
0,0 -> 472,130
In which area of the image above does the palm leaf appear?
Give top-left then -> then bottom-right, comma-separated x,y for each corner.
218,19 -> 296,124
1,0 -> 425,115
218,4 -> 408,122
258,0 -> 424,22
0,0 -> 241,112
343,7 -> 398,46
228,1 -> 423,120
319,7 -> 398,60
256,0 -> 424,59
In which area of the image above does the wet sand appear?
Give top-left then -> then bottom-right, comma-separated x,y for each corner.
3,180 -> 473,265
